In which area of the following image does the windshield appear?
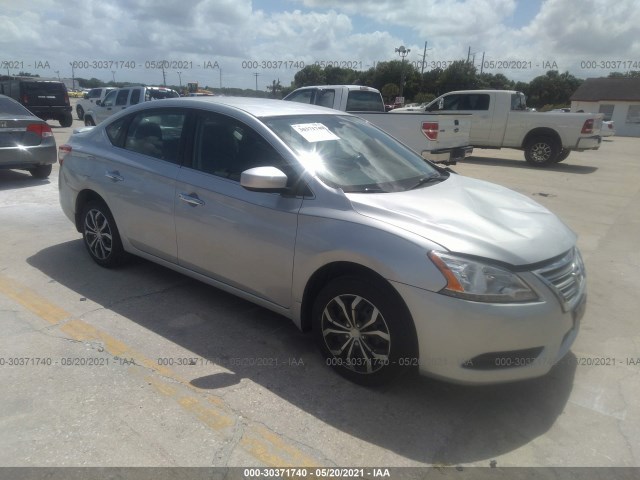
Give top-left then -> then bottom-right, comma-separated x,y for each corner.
264,114 -> 442,193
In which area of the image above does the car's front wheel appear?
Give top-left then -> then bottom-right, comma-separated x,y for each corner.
80,201 -> 127,268
76,105 -> 84,120
312,276 -> 418,386
84,116 -> 96,126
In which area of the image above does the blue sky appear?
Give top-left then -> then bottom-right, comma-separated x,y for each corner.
1,0 -> 638,91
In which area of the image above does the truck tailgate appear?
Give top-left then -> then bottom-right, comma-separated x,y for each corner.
357,112 -> 471,155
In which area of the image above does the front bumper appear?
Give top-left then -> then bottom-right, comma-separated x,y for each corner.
391,274 -> 585,384
422,146 -> 473,165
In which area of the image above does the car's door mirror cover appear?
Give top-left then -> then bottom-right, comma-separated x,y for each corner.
241,166 -> 288,192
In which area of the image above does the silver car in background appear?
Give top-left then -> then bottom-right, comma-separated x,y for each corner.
0,94 -> 57,178
58,97 -> 586,386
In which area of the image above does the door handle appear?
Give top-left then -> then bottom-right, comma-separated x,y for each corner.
105,170 -> 124,182
179,193 -> 205,207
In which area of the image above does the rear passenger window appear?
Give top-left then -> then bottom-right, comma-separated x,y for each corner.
115,90 -> 129,106
130,89 -> 141,105
123,110 -> 187,163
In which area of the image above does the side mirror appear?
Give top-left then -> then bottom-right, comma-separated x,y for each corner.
83,93 -> 89,99
96,100 -> 102,106
240,166 -> 288,192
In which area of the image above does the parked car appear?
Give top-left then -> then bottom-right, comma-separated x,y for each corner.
0,76 -> 73,127
601,120 -> 615,137
58,97 -> 586,386
83,86 -> 179,126
0,94 -> 57,178
76,87 -> 115,120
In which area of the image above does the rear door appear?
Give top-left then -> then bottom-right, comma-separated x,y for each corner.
427,93 -> 494,145
97,108 -> 189,261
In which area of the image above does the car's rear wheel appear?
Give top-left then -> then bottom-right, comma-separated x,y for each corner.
80,201 -> 127,268
84,116 -> 95,126
312,276 -> 418,386
76,105 -> 84,120
60,113 -> 73,128
524,136 -> 559,166
29,164 -> 52,179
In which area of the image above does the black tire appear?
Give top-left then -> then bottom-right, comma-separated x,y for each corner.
76,105 -> 84,120
80,200 -> 127,268
60,113 -> 73,128
312,275 -> 418,386
84,116 -> 95,126
29,164 -> 52,179
524,136 -> 560,166
554,148 -> 571,163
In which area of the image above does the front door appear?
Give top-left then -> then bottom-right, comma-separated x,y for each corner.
175,111 -> 302,307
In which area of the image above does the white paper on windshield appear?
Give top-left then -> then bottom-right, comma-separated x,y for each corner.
291,123 -> 340,142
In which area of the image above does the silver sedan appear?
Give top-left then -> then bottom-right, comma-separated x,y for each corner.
58,97 -> 586,385
0,94 -> 57,178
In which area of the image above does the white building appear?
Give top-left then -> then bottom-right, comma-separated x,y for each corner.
570,78 -> 640,137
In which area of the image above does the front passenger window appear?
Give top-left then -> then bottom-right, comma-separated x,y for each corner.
192,113 -> 284,181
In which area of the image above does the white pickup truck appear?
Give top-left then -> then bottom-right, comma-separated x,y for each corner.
283,85 -> 472,165
393,89 -> 603,166
83,86 -> 179,126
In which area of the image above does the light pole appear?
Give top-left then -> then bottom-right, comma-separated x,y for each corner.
177,71 -> 182,89
69,62 -> 76,89
111,71 -> 116,83
55,70 -> 60,81
395,45 -> 410,101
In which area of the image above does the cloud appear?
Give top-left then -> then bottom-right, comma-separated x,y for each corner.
1,0 -> 639,89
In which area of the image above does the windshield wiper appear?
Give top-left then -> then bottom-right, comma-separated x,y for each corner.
409,174 -> 446,190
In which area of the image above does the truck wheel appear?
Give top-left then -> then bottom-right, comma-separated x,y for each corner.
554,148 -> 571,163
76,105 -> 84,120
60,113 -> 73,128
84,116 -> 95,126
312,275 -> 418,386
29,164 -> 52,179
524,136 -> 559,166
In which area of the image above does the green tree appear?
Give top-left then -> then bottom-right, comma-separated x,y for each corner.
380,83 -> 400,102
267,79 -> 283,98
526,71 -> 582,108
294,65 -> 326,87
324,66 -> 358,85
437,60 -> 480,93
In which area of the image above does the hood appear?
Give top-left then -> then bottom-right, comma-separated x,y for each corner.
346,174 -> 576,266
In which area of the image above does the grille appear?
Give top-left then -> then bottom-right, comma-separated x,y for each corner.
534,248 -> 586,312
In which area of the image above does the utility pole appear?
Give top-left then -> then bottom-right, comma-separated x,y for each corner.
421,41 -> 428,77
480,52 -> 485,74
161,64 -> 166,86
467,46 -> 471,63
253,72 -> 260,91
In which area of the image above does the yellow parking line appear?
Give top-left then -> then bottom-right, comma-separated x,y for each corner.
0,275 -> 70,325
0,272 -> 322,466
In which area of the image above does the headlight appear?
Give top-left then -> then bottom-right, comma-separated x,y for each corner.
428,251 -> 538,303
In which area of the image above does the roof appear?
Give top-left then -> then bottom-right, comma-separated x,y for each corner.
144,96 -> 345,118
570,78 -> 640,102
